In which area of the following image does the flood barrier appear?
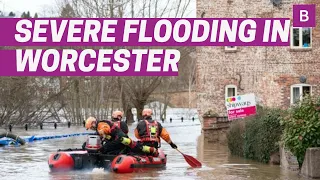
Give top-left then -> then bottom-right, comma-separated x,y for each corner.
0,132 -> 95,146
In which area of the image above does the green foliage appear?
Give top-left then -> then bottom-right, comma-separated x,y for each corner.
227,119 -> 245,157
281,96 -> 320,168
227,106 -> 284,163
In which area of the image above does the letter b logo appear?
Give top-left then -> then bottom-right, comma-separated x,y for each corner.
300,10 -> 309,22
293,5 -> 316,27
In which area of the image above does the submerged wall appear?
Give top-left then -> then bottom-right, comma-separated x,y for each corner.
301,148 -> 320,179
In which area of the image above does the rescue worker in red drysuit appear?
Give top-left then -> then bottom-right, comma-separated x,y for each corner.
134,108 -> 178,149
85,116 -> 158,156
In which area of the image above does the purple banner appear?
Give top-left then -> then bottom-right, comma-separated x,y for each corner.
0,49 -> 179,76
0,18 -> 290,46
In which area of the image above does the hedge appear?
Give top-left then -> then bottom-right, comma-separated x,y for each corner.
227,106 -> 284,163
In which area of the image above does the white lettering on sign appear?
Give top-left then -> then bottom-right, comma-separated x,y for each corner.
236,109 -> 244,113
300,10 -> 309,22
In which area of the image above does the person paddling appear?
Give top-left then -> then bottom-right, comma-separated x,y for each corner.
134,108 -> 178,149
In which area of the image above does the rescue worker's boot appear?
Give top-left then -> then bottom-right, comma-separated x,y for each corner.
142,146 -> 159,157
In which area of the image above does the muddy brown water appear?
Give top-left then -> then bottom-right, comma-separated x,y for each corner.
0,121 -> 307,180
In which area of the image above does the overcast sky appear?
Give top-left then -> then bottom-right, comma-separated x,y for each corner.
1,0 -> 56,16
0,0 -> 196,17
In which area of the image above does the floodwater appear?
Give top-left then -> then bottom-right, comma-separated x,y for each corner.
0,120 -> 307,180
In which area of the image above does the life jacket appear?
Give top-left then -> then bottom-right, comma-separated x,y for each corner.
140,120 -> 159,142
95,120 -> 119,141
111,120 -> 129,134
113,121 -> 121,128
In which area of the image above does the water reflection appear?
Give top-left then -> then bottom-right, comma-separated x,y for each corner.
0,120 -> 307,180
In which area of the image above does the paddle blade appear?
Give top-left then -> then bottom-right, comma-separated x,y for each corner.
182,154 -> 202,168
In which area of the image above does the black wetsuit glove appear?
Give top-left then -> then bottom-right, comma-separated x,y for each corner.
82,142 -> 86,150
170,142 -> 177,149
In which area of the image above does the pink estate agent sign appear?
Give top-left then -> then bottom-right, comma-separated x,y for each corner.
225,93 -> 257,120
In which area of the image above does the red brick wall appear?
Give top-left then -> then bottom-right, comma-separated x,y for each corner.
202,117 -> 217,129
196,0 -> 320,116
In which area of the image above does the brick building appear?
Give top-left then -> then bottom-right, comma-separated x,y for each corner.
196,0 -> 320,117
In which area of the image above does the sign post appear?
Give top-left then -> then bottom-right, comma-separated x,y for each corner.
225,93 -> 257,120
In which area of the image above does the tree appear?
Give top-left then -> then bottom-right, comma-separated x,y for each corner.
60,3 -> 76,17
0,77 -> 67,126
21,11 -> 31,18
8,12 -> 15,17
34,13 -> 38,18
20,12 -> 26,18
55,0 -> 194,123
120,77 -> 163,120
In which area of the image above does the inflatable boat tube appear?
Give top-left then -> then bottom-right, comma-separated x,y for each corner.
111,149 -> 167,173
48,148 -> 116,172
0,132 -> 26,145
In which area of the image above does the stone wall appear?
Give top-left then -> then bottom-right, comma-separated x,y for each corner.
202,116 -> 230,145
301,148 -> 320,178
196,0 -> 320,117
279,143 -> 300,171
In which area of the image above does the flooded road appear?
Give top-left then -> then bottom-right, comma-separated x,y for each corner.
0,120 -> 306,180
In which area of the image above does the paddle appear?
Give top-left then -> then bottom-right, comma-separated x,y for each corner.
175,148 -> 202,168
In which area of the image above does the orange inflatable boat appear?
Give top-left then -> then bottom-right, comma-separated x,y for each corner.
110,149 -> 167,173
48,135 -> 167,173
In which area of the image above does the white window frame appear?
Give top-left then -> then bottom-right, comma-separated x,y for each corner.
290,27 -> 312,49
225,46 -> 237,51
225,85 -> 237,99
290,84 -> 312,104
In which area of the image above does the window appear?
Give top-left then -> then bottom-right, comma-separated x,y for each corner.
290,84 -> 312,104
225,46 -> 237,51
225,85 -> 237,98
291,27 -> 312,49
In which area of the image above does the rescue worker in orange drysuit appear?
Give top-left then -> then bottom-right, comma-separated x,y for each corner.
134,108 -> 178,149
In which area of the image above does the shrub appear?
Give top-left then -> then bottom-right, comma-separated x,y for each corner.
227,106 -> 284,163
281,96 -> 320,168
227,119 -> 245,157
243,107 -> 284,163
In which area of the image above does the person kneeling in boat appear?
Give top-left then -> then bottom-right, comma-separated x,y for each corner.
100,110 -> 129,154
82,110 -> 127,151
85,116 -> 158,156
111,110 -> 129,135
134,108 -> 178,149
